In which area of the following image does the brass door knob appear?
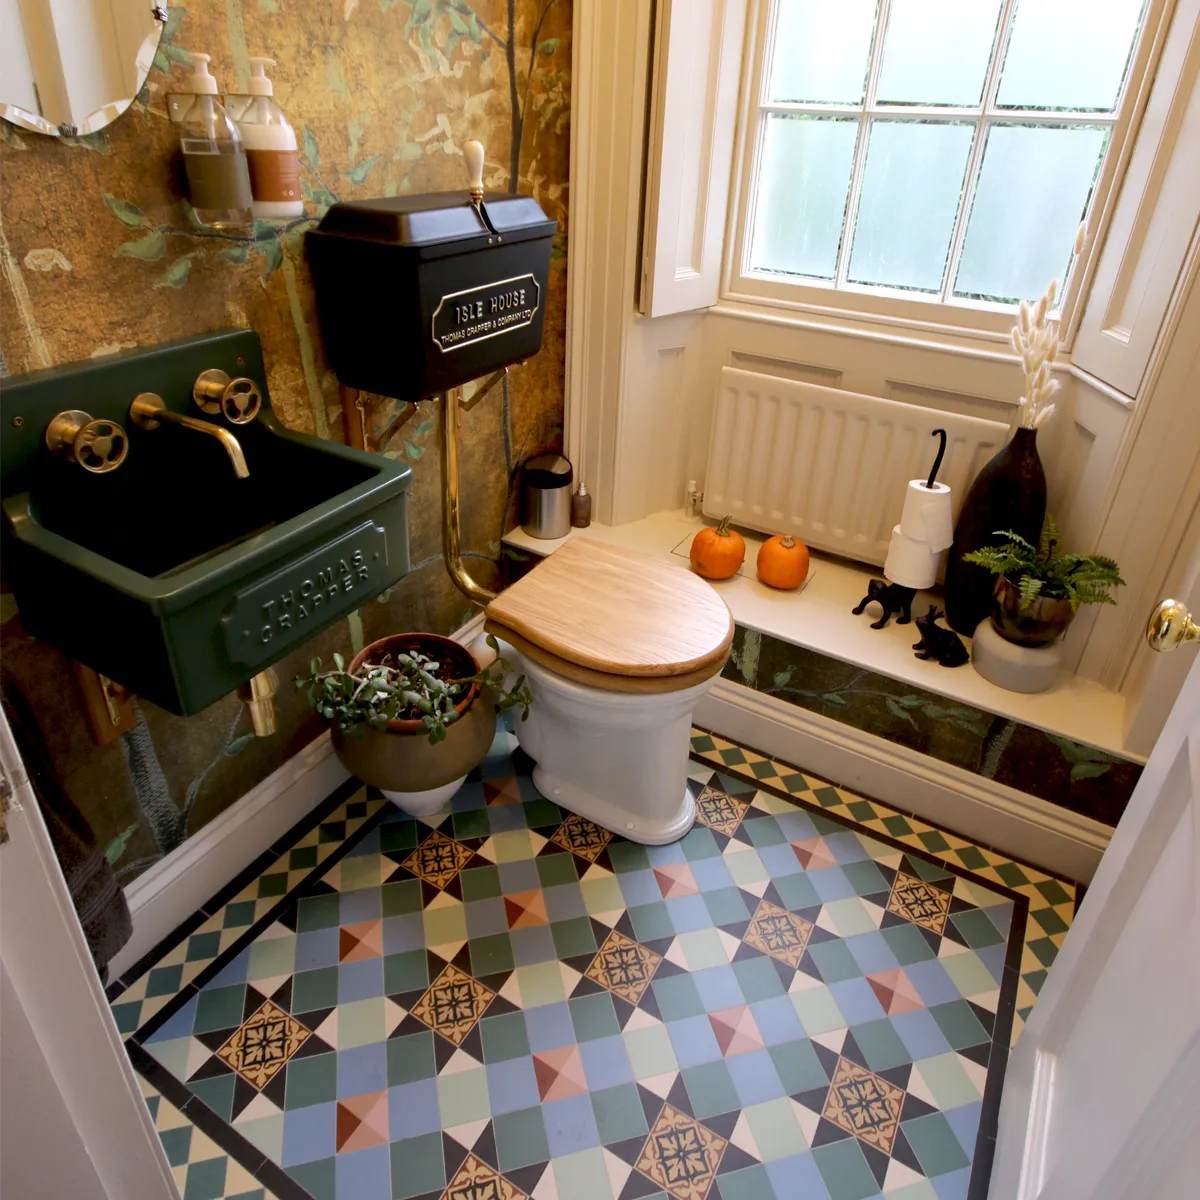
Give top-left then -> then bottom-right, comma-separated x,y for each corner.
1146,600 -> 1199,651
45,409 -> 129,472
193,369 -> 262,424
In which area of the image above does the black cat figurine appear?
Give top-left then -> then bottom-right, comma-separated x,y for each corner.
852,579 -> 916,629
912,605 -> 969,667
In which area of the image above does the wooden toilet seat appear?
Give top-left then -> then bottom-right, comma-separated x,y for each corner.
484,537 -> 734,695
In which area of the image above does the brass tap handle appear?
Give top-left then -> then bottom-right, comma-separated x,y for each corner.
45,409 -> 129,473
193,369 -> 263,424
1146,600 -> 1199,652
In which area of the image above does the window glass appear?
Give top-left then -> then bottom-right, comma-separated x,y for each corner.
955,124 -> 1108,302
768,0 -> 878,105
876,0 -> 1003,107
848,121 -> 975,292
751,116 -> 859,279
996,0 -> 1146,112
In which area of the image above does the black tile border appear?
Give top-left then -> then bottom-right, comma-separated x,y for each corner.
128,1040 -> 313,1200
689,753 -> 1030,1200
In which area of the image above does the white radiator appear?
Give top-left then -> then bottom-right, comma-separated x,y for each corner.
703,367 -> 1008,567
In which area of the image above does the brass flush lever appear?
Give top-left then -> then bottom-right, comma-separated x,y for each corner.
193,369 -> 262,424
45,410 -> 129,472
130,393 -> 250,479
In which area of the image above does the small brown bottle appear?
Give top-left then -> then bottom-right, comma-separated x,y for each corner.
571,481 -> 592,528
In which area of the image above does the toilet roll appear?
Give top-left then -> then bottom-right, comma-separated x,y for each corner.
884,525 -> 939,590
899,480 -> 954,551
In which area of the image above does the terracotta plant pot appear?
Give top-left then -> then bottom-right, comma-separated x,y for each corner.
330,633 -> 496,813
989,576 -> 1076,648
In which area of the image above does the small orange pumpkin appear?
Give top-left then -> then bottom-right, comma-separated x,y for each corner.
690,515 -> 745,580
756,534 -> 810,590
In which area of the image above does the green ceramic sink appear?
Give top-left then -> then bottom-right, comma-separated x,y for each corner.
0,330 -> 413,716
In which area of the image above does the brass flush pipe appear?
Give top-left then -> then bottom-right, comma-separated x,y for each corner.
440,387 -> 498,606
238,668 -> 279,737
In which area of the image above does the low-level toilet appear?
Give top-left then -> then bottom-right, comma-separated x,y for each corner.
483,538 -> 734,844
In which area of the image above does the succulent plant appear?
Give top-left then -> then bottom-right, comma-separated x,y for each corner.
298,634 -> 531,745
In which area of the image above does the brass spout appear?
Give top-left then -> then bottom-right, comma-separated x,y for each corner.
440,388 -> 498,606
130,393 -> 250,479
238,668 -> 278,736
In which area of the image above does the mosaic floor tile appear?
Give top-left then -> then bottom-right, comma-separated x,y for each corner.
114,723 -> 1078,1199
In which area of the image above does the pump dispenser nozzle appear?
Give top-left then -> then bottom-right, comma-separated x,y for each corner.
187,53 -> 219,95
247,57 -> 276,96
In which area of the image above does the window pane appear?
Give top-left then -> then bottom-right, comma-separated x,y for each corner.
848,121 -> 974,292
768,0 -> 878,105
750,115 -> 859,279
997,0 -> 1145,112
955,124 -> 1107,303
876,0 -> 1003,107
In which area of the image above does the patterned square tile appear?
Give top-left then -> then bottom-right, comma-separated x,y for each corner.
584,930 -> 662,1004
635,1102 -> 727,1200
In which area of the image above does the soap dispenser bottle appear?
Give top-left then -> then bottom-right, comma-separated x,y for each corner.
178,54 -> 252,229
233,57 -> 303,219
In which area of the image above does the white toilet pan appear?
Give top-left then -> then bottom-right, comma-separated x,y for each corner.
507,651 -> 716,844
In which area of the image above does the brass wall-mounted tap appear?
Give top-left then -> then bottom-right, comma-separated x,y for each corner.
129,392 -> 250,479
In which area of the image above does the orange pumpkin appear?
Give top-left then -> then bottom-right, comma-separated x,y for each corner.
756,534 -> 810,590
690,515 -> 745,580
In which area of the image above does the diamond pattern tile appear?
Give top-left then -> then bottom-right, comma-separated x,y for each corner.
113,723 -> 1077,1199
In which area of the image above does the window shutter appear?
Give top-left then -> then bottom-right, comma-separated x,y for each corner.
1072,0 -> 1200,399
641,0 -> 748,318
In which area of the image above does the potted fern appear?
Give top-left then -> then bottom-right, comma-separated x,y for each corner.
297,632 -> 531,815
963,517 -> 1125,647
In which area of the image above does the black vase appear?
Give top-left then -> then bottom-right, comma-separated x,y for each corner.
943,426 -> 1046,635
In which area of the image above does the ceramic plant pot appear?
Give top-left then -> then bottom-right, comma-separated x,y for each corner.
944,426 -> 1047,635
989,576 -> 1076,648
330,633 -> 496,815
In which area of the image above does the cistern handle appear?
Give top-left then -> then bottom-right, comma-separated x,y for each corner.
464,140 -> 485,204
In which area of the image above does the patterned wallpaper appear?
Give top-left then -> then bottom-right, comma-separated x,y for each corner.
0,1 -> 571,883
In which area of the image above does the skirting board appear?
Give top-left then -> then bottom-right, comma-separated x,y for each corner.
109,612 -> 491,980
696,678 -> 1111,883
107,733 -> 349,980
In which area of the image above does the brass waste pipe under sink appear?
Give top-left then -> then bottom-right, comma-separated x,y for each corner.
130,393 -> 250,479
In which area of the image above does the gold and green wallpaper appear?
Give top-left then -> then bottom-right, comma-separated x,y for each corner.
0,1 -> 571,882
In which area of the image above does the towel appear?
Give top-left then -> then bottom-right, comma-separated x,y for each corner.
1,677 -> 133,982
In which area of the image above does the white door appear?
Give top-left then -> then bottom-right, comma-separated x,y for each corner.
0,706 -> 177,1200
990,612 -> 1200,1198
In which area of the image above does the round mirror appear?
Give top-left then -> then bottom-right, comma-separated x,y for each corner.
0,2 -> 167,137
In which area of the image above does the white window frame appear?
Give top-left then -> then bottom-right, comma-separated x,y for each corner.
721,0 -> 1175,344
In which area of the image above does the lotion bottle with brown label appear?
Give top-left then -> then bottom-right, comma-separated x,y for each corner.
233,57 -> 303,219
179,55 -> 253,229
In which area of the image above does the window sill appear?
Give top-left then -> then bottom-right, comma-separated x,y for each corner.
709,295 -> 1061,370
503,509 -> 1138,762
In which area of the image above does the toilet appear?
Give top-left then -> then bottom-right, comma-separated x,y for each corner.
483,537 -> 734,844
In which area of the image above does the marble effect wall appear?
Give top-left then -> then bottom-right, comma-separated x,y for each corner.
0,1 -> 571,883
